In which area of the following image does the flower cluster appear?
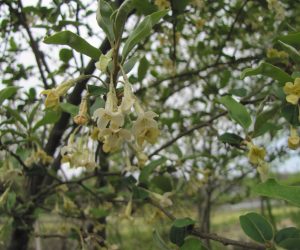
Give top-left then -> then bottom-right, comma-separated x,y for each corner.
245,141 -> 269,181
284,78 -> 300,105
267,48 -> 288,60
61,132 -> 97,169
267,0 -> 285,21
25,148 -> 53,166
92,67 -> 160,158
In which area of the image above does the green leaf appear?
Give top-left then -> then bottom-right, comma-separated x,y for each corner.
219,95 -> 252,129
0,86 -> 19,105
229,88 -> 247,97
87,85 -> 107,96
123,55 -> 139,73
219,133 -> 243,146
6,106 -> 27,128
151,175 -> 172,192
44,31 -> 101,60
241,62 -> 293,86
253,108 -> 278,137
277,32 -> 300,49
132,0 -> 157,15
90,207 -> 109,219
274,227 -> 300,246
138,56 -> 150,81
59,48 -> 73,63
114,0 -> 134,42
33,110 -> 61,131
173,218 -> 195,228
180,237 -> 206,250
277,238 -> 300,250
252,178 -> 300,207
281,104 -> 300,127
153,229 -> 170,250
139,157 -> 167,184
239,212 -> 274,243
132,186 -> 149,200
60,102 -> 79,116
170,218 -> 195,246
122,9 -> 168,61
96,0 -> 115,44
278,40 -> 300,64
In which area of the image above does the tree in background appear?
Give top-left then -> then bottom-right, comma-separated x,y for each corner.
1,0 -> 300,249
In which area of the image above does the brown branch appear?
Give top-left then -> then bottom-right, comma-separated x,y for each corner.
191,228 -> 266,250
149,111 -> 227,158
149,200 -> 266,250
135,55 -> 262,96
16,0 -> 55,88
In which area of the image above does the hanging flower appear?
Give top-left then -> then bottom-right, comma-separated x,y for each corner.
101,128 -> 131,153
41,76 -> 87,109
74,95 -> 89,125
61,133 -> 96,169
247,143 -> 266,165
283,78 -> 300,105
132,110 -> 160,147
288,126 -> 300,150
93,89 -> 124,130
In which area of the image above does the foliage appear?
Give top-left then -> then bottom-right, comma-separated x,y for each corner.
1,0 -> 300,249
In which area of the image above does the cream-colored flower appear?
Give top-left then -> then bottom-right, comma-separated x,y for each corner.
257,162 -> 269,182
247,143 -> 266,165
93,90 -> 124,129
283,78 -> 300,105
74,95 -> 89,125
132,110 -> 160,147
61,134 -> 96,168
101,128 -> 131,153
25,148 -> 53,166
40,89 -> 60,109
119,82 -> 135,114
95,49 -> 113,73
41,75 -> 87,109
288,126 -> 300,150
245,142 -> 269,181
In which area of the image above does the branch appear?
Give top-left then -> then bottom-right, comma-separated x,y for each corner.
136,55 -> 262,96
191,228 -> 266,250
149,111 -> 227,158
148,201 -> 266,250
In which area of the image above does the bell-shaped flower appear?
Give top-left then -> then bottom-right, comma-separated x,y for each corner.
247,143 -> 266,165
101,127 -> 131,153
61,134 -> 96,169
288,126 -> 300,150
283,78 -> 300,105
93,89 -> 124,130
41,75 -> 87,109
119,81 -> 135,114
74,95 -> 89,125
132,110 -> 160,147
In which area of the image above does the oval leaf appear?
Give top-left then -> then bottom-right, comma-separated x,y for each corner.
239,212 -> 274,243
241,62 -> 293,86
252,178 -> 300,207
